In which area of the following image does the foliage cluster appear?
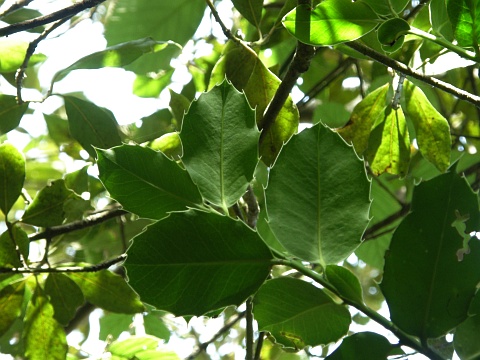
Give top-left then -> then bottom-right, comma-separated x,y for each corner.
0,0 -> 480,359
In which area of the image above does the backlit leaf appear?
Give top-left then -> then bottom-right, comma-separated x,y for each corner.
366,106 -> 410,177
0,143 -> 25,216
23,292 -> 67,360
64,96 -> 122,159
446,0 -> 480,48
253,277 -> 351,349
0,40 -> 45,73
0,226 -> 28,267
21,180 -> 74,227
0,95 -> 28,135
97,145 -> 202,220
282,0 -> 378,46
210,42 -> 298,166
232,0 -> 263,28
326,332 -> 395,360
109,336 -> 179,360
359,0 -> 410,16
337,83 -> 390,155
265,124 -> 370,265
404,81 -> 451,173
125,210 -> 273,316
0,276 -> 24,337
430,0 -> 454,41
326,265 -> 364,304
381,171 -> 480,340
45,274 -> 84,326
69,270 -> 144,314
181,80 -> 259,209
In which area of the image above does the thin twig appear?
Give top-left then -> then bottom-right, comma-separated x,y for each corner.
205,0 -> 241,44
28,208 -> 128,241
246,298 -> 254,360
0,0 -> 105,37
362,205 -> 410,241
253,332 -> 265,360
346,41 -> 480,109
0,254 -> 126,274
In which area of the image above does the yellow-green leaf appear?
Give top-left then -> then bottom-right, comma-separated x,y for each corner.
404,81 -> 451,173
0,143 -> 25,217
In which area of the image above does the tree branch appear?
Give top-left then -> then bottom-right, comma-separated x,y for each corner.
28,208 -> 128,241
205,0 -> 241,44
346,41 -> 480,109
0,0 -> 105,37
0,0 -> 35,19
0,254 -> 126,274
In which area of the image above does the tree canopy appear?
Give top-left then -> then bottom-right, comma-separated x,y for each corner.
0,0 -> 479,359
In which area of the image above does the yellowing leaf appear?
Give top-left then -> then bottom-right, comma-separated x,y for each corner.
404,81 -> 451,173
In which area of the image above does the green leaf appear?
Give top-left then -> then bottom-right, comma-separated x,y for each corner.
0,143 -> 25,216
337,83 -> 390,155
143,313 -> 171,341
359,0 -> 410,16
0,277 -> 24,337
181,80 -> 259,209
109,335 -> 179,360
44,113 -> 84,159
68,270 -> 144,314
265,124 -> 370,265
454,315 -> 480,360
64,96 -> 122,159
64,165 -> 89,195
21,179 -> 74,227
53,38 -> 174,83
150,132 -> 183,160
404,81 -> 451,173
325,332 -> 395,360
23,292 -> 67,360
210,42 -> 298,166
381,171 -> 480,340
377,18 -> 410,53
0,40 -> 45,73
97,145 -> 202,220
104,0 -> 206,72
133,69 -> 174,98
253,277 -> 351,349
446,0 -> 480,48
45,274 -> 84,326
430,0 -> 454,41
0,95 -> 28,135
365,106 -> 410,177
125,210 -> 273,316
99,313 -> 134,340
0,226 -> 28,267
325,265 -> 364,304
232,0 -> 263,28
169,89 -> 190,127
282,0 -> 378,46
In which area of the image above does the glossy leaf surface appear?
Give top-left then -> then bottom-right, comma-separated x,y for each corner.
126,211 -> 273,316
404,81 -> 451,173
283,0 -> 378,46
97,145 -> 202,220
253,277 -> 351,349
181,80 -> 259,209
64,96 -> 122,158
381,171 -> 480,340
0,143 -> 25,217
265,124 -> 370,265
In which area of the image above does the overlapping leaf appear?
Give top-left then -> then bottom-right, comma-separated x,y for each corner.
265,124 -> 370,265
325,265 -> 364,304
0,143 -> 25,217
125,210 -> 273,316
45,274 -> 84,326
404,81 -> 451,173
209,42 -> 298,166
253,277 -> 351,349
446,0 -> 480,48
97,145 -> 202,220
381,171 -> 480,340
326,332 -> 396,360
181,80 -> 259,209
282,0 -> 378,46
232,0 -> 263,28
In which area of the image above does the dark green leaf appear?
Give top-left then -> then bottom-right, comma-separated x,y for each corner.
326,332 -> 395,360
21,179 -> 74,227
253,277 -> 351,349
0,142 -> 25,216
126,210 -> 273,316
377,18 -> 410,52
282,0 -> 378,46
23,292 -> 67,360
45,274 -> 84,326
64,166 -> 89,195
210,41 -> 298,166
0,226 -> 28,267
337,83 -> 390,155
454,315 -> 480,360
69,270 -> 144,314
232,0 -> 263,28
365,106 -> 410,177
181,80 -> 259,210
64,96 -> 122,159
446,0 -> 480,47
0,277 -> 24,337
325,265 -> 364,304
97,145 -> 202,220
99,313 -> 134,340
143,313 -> 171,341
265,124 -> 370,265
381,171 -> 480,340
404,81 -> 451,173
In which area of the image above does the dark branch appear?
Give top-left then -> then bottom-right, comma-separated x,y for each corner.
205,0 -> 241,44
0,0 -> 105,37
363,205 -> 411,241
346,41 -> 480,109
0,254 -> 126,274
28,208 -> 128,241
